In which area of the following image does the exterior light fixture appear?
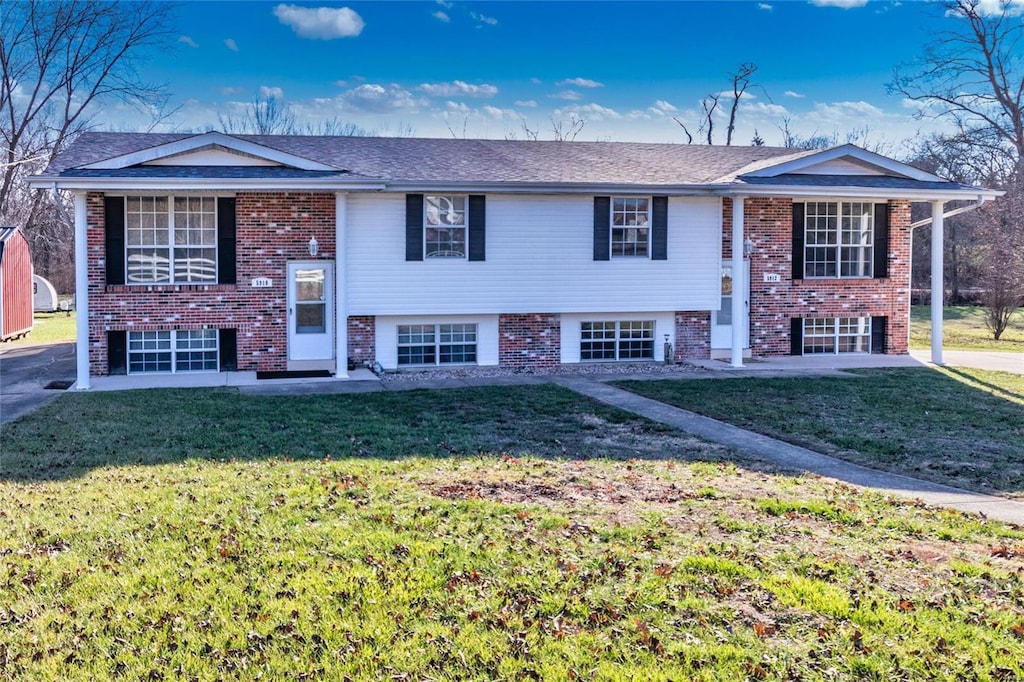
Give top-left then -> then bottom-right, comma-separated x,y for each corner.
308,235 -> 319,257
743,238 -> 754,259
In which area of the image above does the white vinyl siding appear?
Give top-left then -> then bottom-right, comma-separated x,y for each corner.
347,194 -> 721,315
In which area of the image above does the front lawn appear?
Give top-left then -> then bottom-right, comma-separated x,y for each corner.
615,367 -> 1024,498
4,310 -> 76,346
911,305 -> 1024,352
2,385 -> 1023,680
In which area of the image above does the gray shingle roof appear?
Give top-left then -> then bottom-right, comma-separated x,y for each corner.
736,174 -> 977,192
45,132 -> 813,186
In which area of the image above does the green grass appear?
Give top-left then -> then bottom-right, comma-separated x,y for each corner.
911,305 -> 1024,352
615,367 -> 1024,498
5,311 -> 76,346
2,385 -> 1024,680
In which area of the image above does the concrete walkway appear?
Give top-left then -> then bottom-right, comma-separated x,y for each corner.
549,375 -> 1024,526
910,349 -> 1023,375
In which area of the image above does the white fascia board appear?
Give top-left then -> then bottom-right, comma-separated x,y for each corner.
719,185 -> 1003,202
79,132 -> 338,171
29,175 -> 385,192
743,144 -> 943,183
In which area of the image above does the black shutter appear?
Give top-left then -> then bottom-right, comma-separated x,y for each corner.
104,196 -> 125,285
871,316 -> 887,354
791,202 -> 805,281
219,328 -> 238,370
108,330 -> 127,375
651,196 -> 668,261
873,203 -> 889,279
217,198 -> 237,284
405,194 -> 424,261
790,317 -> 803,356
593,196 -> 610,261
468,194 -> 486,261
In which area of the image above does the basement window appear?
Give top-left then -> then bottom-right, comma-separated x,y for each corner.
128,330 -> 219,373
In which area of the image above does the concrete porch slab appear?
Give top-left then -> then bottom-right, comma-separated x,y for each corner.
75,367 -> 381,393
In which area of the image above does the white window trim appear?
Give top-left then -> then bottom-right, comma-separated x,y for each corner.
803,200 -> 874,280
610,196 -> 651,259
801,317 -> 872,356
127,329 -> 220,375
124,195 -> 219,285
580,320 -> 656,362
423,194 -> 468,260
397,323 -> 478,367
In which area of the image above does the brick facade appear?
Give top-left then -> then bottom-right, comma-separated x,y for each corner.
498,313 -> 561,368
731,197 -> 911,356
674,311 -> 711,361
347,315 -> 375,368
87,191 -> 340,375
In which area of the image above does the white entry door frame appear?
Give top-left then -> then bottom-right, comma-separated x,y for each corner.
287,261 -> 335,369
710,261 -> 749,354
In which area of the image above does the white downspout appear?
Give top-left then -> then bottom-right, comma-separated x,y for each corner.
72,191 -> 90,389
334,192 -> 348,378
731,197 -> 745,368
930,200 -> 944,366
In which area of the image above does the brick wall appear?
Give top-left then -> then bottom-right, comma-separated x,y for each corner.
86,191 -> 338,375
730,197 -> 911,356
674,311 -> 711,361
498,313 -> 560,368
347,315 -> 375,367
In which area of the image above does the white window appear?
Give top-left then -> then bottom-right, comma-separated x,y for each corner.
802,317 -> 871,355
804,201 -> 873,278
126,196 -> 217,283
397,323 -> 477,366
581,320 -> 654,361
611,197 -> 650,257
424,195 -> 466,258
128,329 -> 219,373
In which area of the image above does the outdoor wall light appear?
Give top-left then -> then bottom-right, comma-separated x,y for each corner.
743,238 -> 755,258
308,235 -> 319,257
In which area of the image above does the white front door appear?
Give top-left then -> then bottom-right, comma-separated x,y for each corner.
287,262 -> 334,362
711,262 -> 749,349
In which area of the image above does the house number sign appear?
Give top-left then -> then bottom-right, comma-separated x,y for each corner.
251,277 -> 273,288
763,273 -> 781,283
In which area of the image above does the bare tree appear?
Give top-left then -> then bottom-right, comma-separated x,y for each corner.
675,63 -> 760,146
0,0 -> 175,291
550,114 -> 585,142
219,95 -> 298,135
890,0 -> 1024,336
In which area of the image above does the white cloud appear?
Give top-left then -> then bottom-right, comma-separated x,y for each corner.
436,0 -> 453,7
809,0 -> 868,7
433,10 -> 450,22
552,90 -> 581,101
530,78 -> 542,85
555,103 -> 622,121
784,90 -> 806,99
814,100 -> 884,118
740,101 -> 790,118
273,4 -> 365,39
259,85 -> 285,99
218,86 -> 244,96
482,105 -> 505,119
418,80 -> 498,97
179,35 -> 199,48
651,100 -> 677,113
470,11 -> 498,25
758,3 -> 773,9
334,83 -> 426,113
514,99 -> 537,108
949,0 -> 1024,16
557,77 -> 603,88
445,101 -> 470,114
224,38 -> 239,51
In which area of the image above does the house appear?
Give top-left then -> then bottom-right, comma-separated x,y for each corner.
33,274 -> 58,312
30,132 -> 998,389
0,226 -> 33,342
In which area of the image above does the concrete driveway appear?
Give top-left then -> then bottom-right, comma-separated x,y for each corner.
909,349 -> 1024,374
0,342 -> 76,424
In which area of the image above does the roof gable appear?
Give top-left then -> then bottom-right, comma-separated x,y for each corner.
742,144 -> 942,182
80,132 -> 338,171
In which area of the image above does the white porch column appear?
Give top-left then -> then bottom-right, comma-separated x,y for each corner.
334,192 -> 349,378
930,200 -> 944,366
73,191 -> 90,390
731,196 -> 745,368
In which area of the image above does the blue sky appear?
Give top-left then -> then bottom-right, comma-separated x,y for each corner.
120,0 -> 964,149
